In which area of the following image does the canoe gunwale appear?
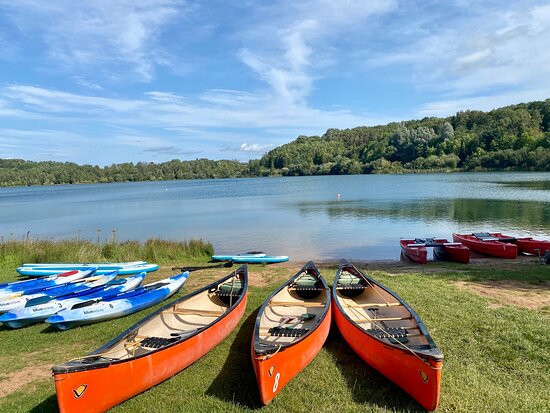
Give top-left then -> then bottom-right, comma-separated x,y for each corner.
52,265 -> 248,374
252,261 -> 330,356
332,259 -> 442,361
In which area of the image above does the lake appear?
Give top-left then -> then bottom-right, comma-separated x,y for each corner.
1,172 -> 549,260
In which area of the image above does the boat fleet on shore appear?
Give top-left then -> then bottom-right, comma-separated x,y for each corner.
400,232 -> 550,264
0,258 -> 444,412
1,236 -> 547,412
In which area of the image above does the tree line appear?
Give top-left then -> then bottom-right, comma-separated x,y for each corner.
1,99 -> 549,186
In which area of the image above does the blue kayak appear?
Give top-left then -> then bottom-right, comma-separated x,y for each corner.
17,263 -> 159,277
212,254 -> 289,264
0,269 -> 91,299
45,272 -> 189,330
0,271 -> 115,314
0,272 -> 145,328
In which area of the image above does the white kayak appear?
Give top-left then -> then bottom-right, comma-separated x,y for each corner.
21,261 -> 147,268
17,263 -> 159,277
0,271 -> 115,314
46,272 -> 189,330
0,270 -> 90,299
0,273 -> 145,329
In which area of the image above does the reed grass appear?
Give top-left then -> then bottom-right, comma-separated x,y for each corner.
0,238 -> 214,273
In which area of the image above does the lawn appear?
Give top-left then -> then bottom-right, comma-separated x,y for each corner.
0,241 -> 548,412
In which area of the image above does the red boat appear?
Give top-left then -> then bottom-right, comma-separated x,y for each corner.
489,233 -> 550,256
52,266 -> 248,413
252,261 -> 331,405
452,233 -> 517,259
332,260 -> 443,411
401,238 -> 470,264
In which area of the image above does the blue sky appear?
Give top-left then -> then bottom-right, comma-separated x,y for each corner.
0,0 -> 549,165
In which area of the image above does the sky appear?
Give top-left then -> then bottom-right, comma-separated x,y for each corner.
0,0 -> 549,165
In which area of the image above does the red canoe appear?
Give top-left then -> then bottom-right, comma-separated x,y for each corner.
252,261 -> 331,405
401,238 -> 470,264
332,260 -> 443,411
52,266 -> 248,413
489,233 -> 550,256
452,233 -> 517,259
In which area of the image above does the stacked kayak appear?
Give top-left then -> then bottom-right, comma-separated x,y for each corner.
212,253 -> 289,264
52,266 -> 247,412
332,260 -> 443,411
46,272 -> 189,330
0,269 -> 90,299
17,262 -> 159,277
252,261 -> 331,405
400,238 -> 470,264
453,233 -> 518,258
0,269 -> 101,314
0,272 -> 145,328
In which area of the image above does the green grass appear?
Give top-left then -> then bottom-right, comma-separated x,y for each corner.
0,239 -> 213,278
0,255 -> 548,412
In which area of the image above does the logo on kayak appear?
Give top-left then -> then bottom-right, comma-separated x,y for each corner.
268,366 -> 275,377
73,384 -> 87,399
419,370 -> 428,383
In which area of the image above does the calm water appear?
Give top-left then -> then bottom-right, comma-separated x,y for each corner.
1,173 -> 549,260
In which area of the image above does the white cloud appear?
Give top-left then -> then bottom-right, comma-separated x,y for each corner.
239,143 -> 273,153
0,0 -> 185,81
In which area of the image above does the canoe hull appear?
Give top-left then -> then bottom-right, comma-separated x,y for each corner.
53,291 -> 248,413
333,303 -> 441,411
252,305 -> 331,405
452,234 -> 517,258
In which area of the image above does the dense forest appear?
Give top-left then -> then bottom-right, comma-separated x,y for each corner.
1,99 -> 549,186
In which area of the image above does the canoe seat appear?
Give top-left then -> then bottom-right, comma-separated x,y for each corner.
290,275 -> 323,299
139,336 -> 178,349
367,328 -> 409,344
268,327 -> 309,337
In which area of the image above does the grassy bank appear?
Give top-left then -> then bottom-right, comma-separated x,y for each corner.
0,239 -> 213,277
0,248 -> 548,412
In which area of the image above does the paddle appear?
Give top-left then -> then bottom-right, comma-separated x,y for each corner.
279,313 -> 316,329
172,262 -> 234,272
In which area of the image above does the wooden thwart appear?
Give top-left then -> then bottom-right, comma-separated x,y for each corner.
343,302 -> 401,308
168,308 -> 226,317
355,316 -> 412,323
269,301 -> 326,307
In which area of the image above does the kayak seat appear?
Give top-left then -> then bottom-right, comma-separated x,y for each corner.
268,327 -> 309,337
140,336 -> 179,349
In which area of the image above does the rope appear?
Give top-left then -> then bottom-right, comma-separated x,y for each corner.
346,304 -> 440,370
255,344 -> 282,361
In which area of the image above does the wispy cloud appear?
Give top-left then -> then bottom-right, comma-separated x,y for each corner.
0,0 -> 185,81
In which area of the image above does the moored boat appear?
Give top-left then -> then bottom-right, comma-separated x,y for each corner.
46,272 -> 188,330
17,263 -> 159,277
452,233 -> 517,258
487,233 -> 550,256
51,266 -> 248,413
251,261 -> 331,405
332,260 -> 443,411
0,270 -> 107,314
0,272 -> 145,329
401,238 -> 470,264
212,253 -> 289,264
0,269 -> 90,299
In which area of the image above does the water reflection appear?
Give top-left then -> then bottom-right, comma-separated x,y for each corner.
496,180 -> 550,190
295,198 -> 550,230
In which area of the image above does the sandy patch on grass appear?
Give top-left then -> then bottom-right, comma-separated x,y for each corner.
0,363 -> 51,398
455,280 -> 550,310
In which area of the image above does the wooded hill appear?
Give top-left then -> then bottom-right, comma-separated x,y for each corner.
1,99 -> 549,186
